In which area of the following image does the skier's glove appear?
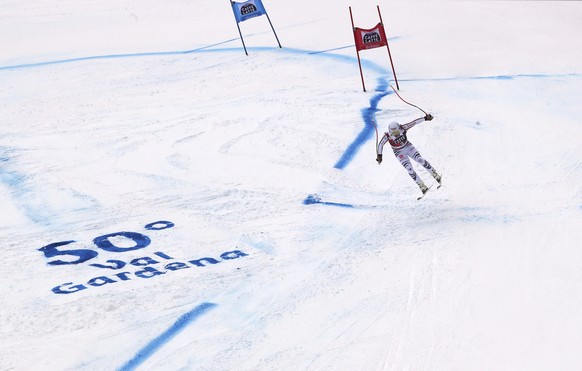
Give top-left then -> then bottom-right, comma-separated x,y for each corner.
424,114 -> 433,121
376,154 -> 382,164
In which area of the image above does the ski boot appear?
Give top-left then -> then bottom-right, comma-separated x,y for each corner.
431,169 -> 442,186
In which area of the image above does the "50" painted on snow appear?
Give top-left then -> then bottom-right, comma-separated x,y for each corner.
38,220 -> 174,265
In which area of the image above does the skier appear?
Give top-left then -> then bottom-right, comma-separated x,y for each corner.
376,113 -> 441,196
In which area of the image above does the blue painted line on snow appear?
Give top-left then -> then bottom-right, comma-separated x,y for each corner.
0,45 -> 387,73
0,39 -> 242,71
308,45 -> 354,55
397,73 -> 582,83
334,76 -> 391,170
303,194 -> 354,208
118,302 -> 217,371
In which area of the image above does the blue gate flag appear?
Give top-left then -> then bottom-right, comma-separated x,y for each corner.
231,0 -> 267,23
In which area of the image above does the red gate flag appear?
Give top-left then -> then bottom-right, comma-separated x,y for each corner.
354,23 -> 388,51
349,6 -> 399,92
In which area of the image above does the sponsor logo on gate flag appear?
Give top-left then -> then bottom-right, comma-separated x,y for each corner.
354,23 -> 388,51
232,0 -> 267,23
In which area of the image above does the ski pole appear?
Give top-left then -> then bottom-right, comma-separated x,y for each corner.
372,116 -> 379,156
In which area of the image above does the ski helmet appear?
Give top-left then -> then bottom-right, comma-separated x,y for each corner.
388,122 -> 401,136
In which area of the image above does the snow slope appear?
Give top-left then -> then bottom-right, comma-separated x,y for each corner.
1,0 -> 582,370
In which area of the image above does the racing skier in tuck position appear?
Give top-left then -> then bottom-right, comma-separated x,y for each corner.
376,114 -> 442,197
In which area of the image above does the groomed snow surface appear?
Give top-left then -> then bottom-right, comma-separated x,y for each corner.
1,1 -> 582,370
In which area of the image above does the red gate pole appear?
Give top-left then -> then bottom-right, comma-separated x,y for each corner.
377,5 -> 399,90
349,7 -> 366,92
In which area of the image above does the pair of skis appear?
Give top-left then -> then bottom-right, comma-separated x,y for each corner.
417,176 -> 442,201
